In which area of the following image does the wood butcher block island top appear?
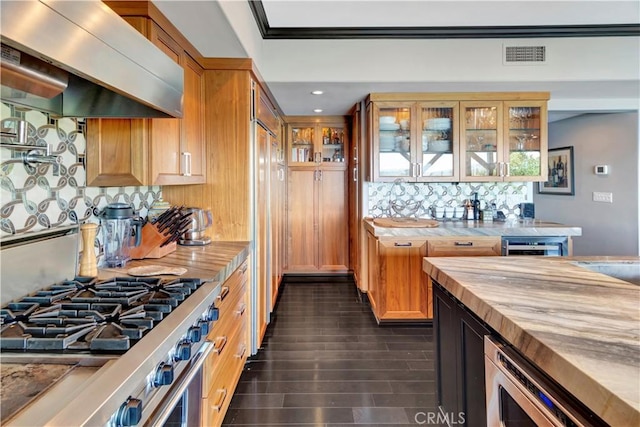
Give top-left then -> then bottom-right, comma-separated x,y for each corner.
365,217 -> 582,237
423,256 -> 640,426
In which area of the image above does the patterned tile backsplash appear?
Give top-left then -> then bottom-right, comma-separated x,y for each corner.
367,180 -> 532,218
0,103 -> 161,237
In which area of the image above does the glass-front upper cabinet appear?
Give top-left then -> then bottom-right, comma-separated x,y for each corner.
503,100 -> 548,181
371,102 -> 414,181
418,102 -> 459,182
460,101 -> 504,181
288,119 -> 348,167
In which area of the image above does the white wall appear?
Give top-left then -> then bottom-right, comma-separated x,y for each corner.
535,112 -> 639,256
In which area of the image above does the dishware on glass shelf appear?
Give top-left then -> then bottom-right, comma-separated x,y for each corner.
380,122 -> 400,131
399,119 -> 409,130
379,116 -> 396,124
429,140 -> 451,152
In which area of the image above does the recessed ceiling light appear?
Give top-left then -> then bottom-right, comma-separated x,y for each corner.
311,90 -> 324,95
313,109 -> 323,113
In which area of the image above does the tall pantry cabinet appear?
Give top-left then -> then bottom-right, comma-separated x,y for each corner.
285,117 -> 350,273
162,59 -> 283,352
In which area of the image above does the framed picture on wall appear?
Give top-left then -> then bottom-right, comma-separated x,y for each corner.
538,146 -> 575,195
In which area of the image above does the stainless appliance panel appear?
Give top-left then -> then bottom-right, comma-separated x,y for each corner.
501,236 -> 568,256
484,336 -> 605,427
1,0 -> 183,118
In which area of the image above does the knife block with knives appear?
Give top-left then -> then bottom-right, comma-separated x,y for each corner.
130,206 -> 192,259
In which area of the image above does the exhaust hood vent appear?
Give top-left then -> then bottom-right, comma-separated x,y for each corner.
503,45 -> 546,65
0,0 -> 183,118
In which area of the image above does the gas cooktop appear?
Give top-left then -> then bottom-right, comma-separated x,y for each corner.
0,276 -> 204,353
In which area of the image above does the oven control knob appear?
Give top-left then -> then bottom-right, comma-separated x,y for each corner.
114,397 -> 142,426
205,304 -> 219,322
153,362 -> 174,387
174,340 -> 192,361
198,318 -> 210,336
187,325 -> 202,343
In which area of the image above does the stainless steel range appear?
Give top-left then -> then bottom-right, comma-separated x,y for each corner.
0,226 -> 222,426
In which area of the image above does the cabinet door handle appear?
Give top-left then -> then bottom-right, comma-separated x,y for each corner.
319,170 -> 323,181
236,345 -> 247,359
504,162 -> 510,177
211,388 -> 228,412
353,145 -> 358,162
213,335 -> 227,355
394,242 -> 413,247
236,303 -> 246,316
181,152 -> 192,176
353,167 -> 358,182
454,241 -> 474,246
217,286 -> 230,302
314,152 -> 321,164
417,163 -> 422,177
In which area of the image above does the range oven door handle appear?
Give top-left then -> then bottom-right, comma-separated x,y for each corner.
146,341 -> 214,426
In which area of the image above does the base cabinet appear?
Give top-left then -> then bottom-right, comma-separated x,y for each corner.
433,281 -> 492,427
202,260 -> 249,427
366,234 -> 430,322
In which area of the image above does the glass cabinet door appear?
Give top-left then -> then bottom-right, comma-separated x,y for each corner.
374,103 -> 413,180
418,102 -> 458,181
320,125 -> 346,164
504,101 -> 547,180
460,102 -> 503,180
290,125 -> 315,164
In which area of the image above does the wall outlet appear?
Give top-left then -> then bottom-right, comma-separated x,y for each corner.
592,192 -> 613,203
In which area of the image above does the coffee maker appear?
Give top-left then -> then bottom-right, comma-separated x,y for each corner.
99,203 -> 143,267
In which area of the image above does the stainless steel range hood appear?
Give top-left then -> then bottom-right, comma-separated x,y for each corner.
0,0 -> 183,118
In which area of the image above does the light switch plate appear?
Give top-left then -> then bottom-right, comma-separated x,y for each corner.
593,192 -> 613,203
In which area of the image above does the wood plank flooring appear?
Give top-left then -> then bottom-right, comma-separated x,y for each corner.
222,279 -> 436,426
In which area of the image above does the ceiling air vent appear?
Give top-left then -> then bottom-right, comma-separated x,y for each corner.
503,45 -> 546,65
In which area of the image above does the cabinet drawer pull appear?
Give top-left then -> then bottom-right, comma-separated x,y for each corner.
217,286 -> 230,302
211,388 -> 228,412
236,303 -> 246,316
236,345 -> 247,359
394,242 -> 412,247
454,241 -> 474,246
240,262 -> 248,274
213,336 -> 227,354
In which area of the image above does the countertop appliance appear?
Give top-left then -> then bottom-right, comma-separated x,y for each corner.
99,203 -> 143,268
484,336 -> 607,426
501,236 -> 568,256
179,208 -> 212,246
1,0 -> 182,118
0,226 -> 221,426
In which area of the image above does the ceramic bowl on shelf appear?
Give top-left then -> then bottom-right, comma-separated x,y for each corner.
429,140 -> 451,152
379,116 -> 396,124
380,123 -> 400,131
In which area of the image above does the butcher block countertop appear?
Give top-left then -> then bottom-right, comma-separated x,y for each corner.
364,217 -> 582,238
99,240 -> 250,282
422,256 -> 640,426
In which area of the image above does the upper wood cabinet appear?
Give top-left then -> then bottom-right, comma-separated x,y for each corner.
286,116 -> 348,167
365,93 -> 549,183
86,14 -> 205,186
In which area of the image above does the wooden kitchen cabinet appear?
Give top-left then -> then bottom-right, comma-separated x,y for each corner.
202,260 -> 249,427
368,100 -> 460,182
366,234 -> 431,322
287,116 -> 348,166
286,166 -> 349,273
86,10 -> 205,186
365,234 -> 500,322
460,99 -> 548,181
365,93 -> 549,183
285,116 -> 349,274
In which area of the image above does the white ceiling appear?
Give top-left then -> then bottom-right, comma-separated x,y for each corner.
261,0 -> 639,28
154,1 -> 640,119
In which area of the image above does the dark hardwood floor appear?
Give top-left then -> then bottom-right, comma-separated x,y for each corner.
222,278 -> 437,426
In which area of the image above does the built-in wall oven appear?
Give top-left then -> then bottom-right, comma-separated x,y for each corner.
484,336 -> 607,427
501,236 -> 568,256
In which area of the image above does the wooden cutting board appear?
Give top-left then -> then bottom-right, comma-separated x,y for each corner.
373,217 -> 439,228
127,265 -> 188,276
